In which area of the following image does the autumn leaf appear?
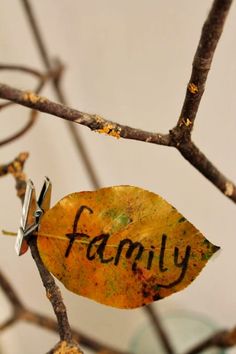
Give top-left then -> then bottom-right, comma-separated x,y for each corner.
37,186 -> 220,309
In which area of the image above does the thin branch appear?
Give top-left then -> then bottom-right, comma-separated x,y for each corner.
0,106 -> 37,147
145,305 -> 175,354
21,0 -> 101,189
178,141 -> 236,201
0,151 -> 28,201
0,316 -> 19,331
29,237 -> 73,343
0,153 -> 80,351
22,310 -> 129,354
0,63 -> 63,147
0,152 -> 28,178
0,62 -> 64,85
0,269 -> 23,309
20,0 -> 52,69
183,327 -> 236,354
0,64 -> 43,78
0,101 -> 14,110
174,0 -> 233,139
0,269 -> 24,332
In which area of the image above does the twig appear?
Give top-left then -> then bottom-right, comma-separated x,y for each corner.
183,327 -> 236,354
0,106 -> 37,147
0,63 -> 63,147
144,305 -> 175,354
0,152 -> 28,201
21,310 -> 129,354
21,0 -> 101,189
177,141 -> 236,200
0,101 -> 14,110
0,82 -> 235,203
173,0 -> 233,139
10,153 -> 82,352
0,316 -> 19,331
0,152 -> 28,178
0,152 -> 81,351
0,269 -> 23,308
29,238 -> 73,343
0,62 -> 63,83
0,64 -> 43,78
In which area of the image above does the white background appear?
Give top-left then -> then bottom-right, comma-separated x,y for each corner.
0,1 -> 236,353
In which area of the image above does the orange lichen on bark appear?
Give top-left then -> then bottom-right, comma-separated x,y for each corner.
184,118 -> 192,127
225,181 -> 234,196
23,91 -> 43,104
188,83 -> 199,94
178,118 -> 192,128
51,341 -> 83,354
96,123 -> 121,139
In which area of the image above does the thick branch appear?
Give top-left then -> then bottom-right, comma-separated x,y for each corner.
174,0 -> 233,140
0,83 -> 235,203
0,83 -> 171,145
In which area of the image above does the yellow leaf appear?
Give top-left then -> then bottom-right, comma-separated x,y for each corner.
37,186 -> 219,309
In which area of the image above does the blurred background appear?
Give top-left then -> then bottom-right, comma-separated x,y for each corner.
0,1 -> 236,353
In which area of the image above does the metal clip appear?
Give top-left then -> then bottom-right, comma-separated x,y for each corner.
15,177 -> 52,256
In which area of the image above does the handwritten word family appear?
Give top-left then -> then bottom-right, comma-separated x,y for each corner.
64,205 -> 191,289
